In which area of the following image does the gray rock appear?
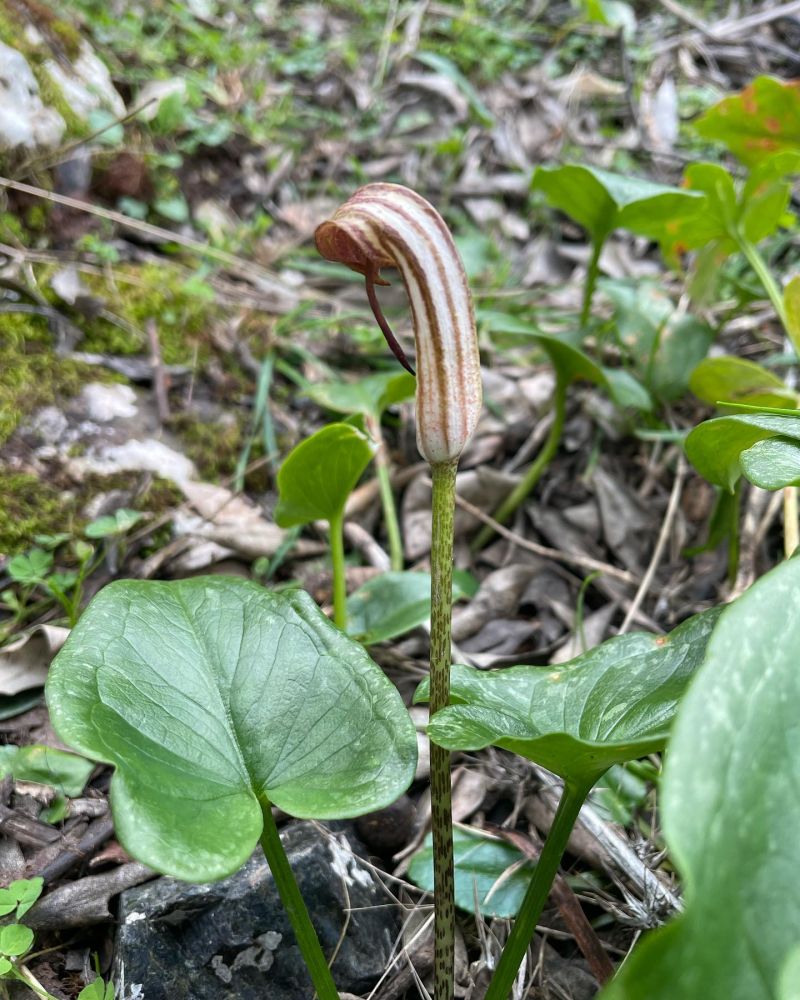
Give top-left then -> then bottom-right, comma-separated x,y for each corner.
114,822 -> 398,1000
0,41 -> 65,151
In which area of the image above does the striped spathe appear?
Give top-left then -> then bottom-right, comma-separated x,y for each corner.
315,183 -> 482,466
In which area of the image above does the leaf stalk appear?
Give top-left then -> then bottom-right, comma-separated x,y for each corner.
483,780 -> 593,1000
258,797 -> 340,1000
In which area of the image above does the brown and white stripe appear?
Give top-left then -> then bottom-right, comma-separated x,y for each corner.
315,183 -> 482,466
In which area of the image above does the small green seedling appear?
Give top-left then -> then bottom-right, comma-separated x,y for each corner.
306,370 -> 416,571
274,422 -> 375,629
0,879 -> 43,921
416,606 -> 720,999
6,540 -> 95,628
84,508 -> 146,539
77,979 -> 115,1000
0,879 -> 41,992
601,557 -> 800,1000
532,164 -> 703,325
47,576 -> 416,1000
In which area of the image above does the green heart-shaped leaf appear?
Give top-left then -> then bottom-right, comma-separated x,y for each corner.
689,356 -> 796,409
533,164 -> 703,245
346,571 -> 467,645
600,556 -> 800,999
416,608 -> 720,786
694,76 -> 800,166
46,577 -> 417,881
306,372 -> 416,420
685,411 -> 800,490
274,423 -> 375,527
408,826 -> 533,918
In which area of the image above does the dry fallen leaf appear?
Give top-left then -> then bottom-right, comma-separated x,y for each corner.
0,625 -> 70,695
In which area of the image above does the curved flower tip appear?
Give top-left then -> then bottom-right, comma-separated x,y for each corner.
315,183 -> 482,466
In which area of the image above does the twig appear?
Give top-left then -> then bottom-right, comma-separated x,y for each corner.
31,816 -> 115,884
0,176 -> 302,295
618,455 -> 685,635
654,0 -> 800,51
447,488 -> 638,586
13,98 -> 158,179
145,318 -> 171,423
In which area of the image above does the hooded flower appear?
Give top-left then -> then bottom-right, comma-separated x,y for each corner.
315,183 -> 482,465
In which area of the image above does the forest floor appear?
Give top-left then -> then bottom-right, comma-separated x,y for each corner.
0,1 -> 799,998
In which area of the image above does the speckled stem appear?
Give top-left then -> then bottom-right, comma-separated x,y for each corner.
258,795 -> 340,1000
429,459 -> 458,1000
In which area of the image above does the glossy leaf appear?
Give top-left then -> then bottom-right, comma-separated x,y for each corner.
305,371 -> 416,421
689,356 -> 797,409
346,571 -> 466,645
274,423 -> 375,527
685,412 -> 800,490
408,826 -> 534,918
46,577 -> 417,881
694,76 -> 800,166
416,608 -> 721,785
0,745 -> 94,797
601,556 -> 800,1000
533,164 -> 703,245
740,438 -> 800,489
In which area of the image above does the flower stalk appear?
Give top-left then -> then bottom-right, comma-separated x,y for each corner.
316,184 -> 482,999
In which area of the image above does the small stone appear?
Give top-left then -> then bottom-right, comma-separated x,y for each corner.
80,384 -> 138,422
0,41 -> 65,151
355,795 -> 416,856
114,822 -> 398,1000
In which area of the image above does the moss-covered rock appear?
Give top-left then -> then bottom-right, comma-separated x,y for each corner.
0,312 -> 112,445
81,263 -> 219,365
0,466 -> 183,556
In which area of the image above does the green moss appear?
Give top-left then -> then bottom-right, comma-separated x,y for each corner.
0,467 -> 183,556
82,263 -> 218,365
0,471 -> 69,556
171,411 -> 246,482
0,312 -> 112,445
